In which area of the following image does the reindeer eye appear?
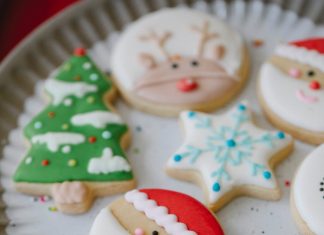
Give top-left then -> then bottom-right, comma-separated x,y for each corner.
171,63 -> 179,69
307,70 -> 315,77
152,231 -> 159,235
191,60 -> 199,67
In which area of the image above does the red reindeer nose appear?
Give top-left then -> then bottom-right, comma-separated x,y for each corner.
309,80 -> 321,90
176,78 -> 198,92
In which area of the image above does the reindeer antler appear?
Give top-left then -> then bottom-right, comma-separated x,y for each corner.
192,21 -> 218,57
139,30 -> 172,60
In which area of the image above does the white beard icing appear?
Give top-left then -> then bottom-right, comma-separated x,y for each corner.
259,63 -> 324,132
89,207 -> 129,235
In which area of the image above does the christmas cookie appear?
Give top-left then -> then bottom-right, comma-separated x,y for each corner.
258,38 -> 324,144
166,101 -> 293,211
291,144 -> 324,234
13,48 -> 136,214
111,8 -> 249,116
89,188 -> 224,235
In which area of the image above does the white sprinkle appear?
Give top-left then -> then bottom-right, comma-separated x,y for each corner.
102,131 -> 111,139
83,62 -> 92,70
34,122 -> 42,129
63,98 -> 73,106
90,73 -> 99,81
62,145 -> 71,154
25,157 -> 32,164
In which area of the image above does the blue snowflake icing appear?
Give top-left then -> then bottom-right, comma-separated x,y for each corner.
173,103 -> 285,193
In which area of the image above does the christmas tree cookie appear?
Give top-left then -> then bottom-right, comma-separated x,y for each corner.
166,101 -> 293,211
13,48 -> 136,214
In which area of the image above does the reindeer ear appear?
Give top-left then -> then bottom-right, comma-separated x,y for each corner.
214,45 -> 226,60
139,53 -> 157,69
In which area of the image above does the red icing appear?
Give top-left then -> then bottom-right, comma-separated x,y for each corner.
88,136 -> 97,143
290,38 -> 324,55
309,80 -> 321,90
74,47 -> 86,56
42,160 -> 49,166
176,78 -> 198,92
140,189 -> 224,235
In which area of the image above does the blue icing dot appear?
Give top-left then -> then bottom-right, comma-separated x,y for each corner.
226,139 -> 236,148
263,171 -> 272,180
237,104 -> 246,111
276,131 -> 285,139
212,182 -> 221,192
174,155 -> 182,162
187,111 -> 196,118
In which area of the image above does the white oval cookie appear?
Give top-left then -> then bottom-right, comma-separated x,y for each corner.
111,8 -> 248,116
292,144 -> 324,235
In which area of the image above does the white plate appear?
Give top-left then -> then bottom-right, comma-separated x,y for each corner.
1,1 -> 324,234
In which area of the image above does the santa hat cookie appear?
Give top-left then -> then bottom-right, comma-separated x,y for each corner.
258,37 -> 324,144
89,189 -> 224,235
111,8 -> 249,116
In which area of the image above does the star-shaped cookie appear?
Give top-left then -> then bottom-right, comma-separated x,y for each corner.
166,101 -> 293,211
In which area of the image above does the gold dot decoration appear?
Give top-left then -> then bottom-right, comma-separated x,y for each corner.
62,123 -> 69,130
87,96 -> 95,104
68,159 -> 77,167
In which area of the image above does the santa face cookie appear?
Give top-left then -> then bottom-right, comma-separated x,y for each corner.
89,189 -> 224,235
258,38 -> 324,144
166,101 -> 293,211
111,8 -> 248,116
291,145 -> 324,235
13,48 -> 135,214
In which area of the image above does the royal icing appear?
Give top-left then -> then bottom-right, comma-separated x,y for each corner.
31,132 -> 85,152
88,148 -> 131,174
111,8 -> 244,106
14,50 -> 133,184
293,144 -> 324,234
167,102 -> 292,204
125,190 -> 197,235
71,110 -> 123,128
89,207 -> 129,235
259,63 -> 324,132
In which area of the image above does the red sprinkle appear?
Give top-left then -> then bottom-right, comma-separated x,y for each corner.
42,160 -> 50,166
48,111 -> 55,118
309,80 -> 321,90
88,136 -> 97,143
285,180 -> 291,187
74,47 -> 86,56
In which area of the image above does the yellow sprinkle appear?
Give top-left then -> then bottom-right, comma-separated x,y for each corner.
48,206 -> 58,212
68,159 -> 77,167
62,123 -> 69,130
87,96 -> 95,103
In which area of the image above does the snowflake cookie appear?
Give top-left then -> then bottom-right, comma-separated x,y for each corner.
166,101 -> 293,211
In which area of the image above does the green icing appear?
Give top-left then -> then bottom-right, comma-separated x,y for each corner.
13,54 -> 133,183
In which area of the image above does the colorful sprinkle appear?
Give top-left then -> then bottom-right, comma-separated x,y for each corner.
238,104 -> 246,111
74,75 -> 81,81
48,206 -> 58,212
68,159 -> 77,167
252,39 -> 264,47
263,171 -> 272,180
188,111 -> 196,118
135,126 -> 142,132
25,157 -> 32,165
212,182 -> 221,192
63,98 -> 73,106
48,111 -> 55,118
285,180 -> 291,187
88,136 -> 97,143
87,96 -> 95,103
34,121 -> 42,129
276,131 -> 285,139
102,131 -> 111,139
62,123 -> 69,130
174,154 -> 182,162
90,73 -> 99,81
226,139 -> 236,148
74,47 -> 86,56
62,145 -> 71,154
42,160 -> 50,166
83,62 -> 92,70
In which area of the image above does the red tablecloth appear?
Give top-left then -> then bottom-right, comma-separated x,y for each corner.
0,0 -> 79,61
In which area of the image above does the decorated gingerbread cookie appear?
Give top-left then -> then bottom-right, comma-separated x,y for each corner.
13,48 -> 135,214
258,38 -> 324,144
291,144 -> 324,235
89,188 -> 224,235
166,101 -> 293,211
111,8 -> 249,116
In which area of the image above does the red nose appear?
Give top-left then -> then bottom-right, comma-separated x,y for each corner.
176,78 -> 198,92
309,80 -> 321,90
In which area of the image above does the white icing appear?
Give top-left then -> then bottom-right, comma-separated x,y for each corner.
71,111 -> 123,128
111,8 -> 243,90
293,144 -> 324,234
31,132 -> 85,152
88,148 -> 131,174
125,190 -> 197,235
166,102 -> 292,203
89,207 -> 129,235
63,98 -> 73,106
45,79 -> 97,105
83,62 -> 92,70
259,63 -> 324,132
276,44 -> 324,72
25,157 -> 32,164
102,130 -> 112,139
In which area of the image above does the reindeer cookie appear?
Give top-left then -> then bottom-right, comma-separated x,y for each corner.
111,8 -> 249,116
258,38 -> 324,144
89,189 -> 224,235
13,48 -> 135,214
